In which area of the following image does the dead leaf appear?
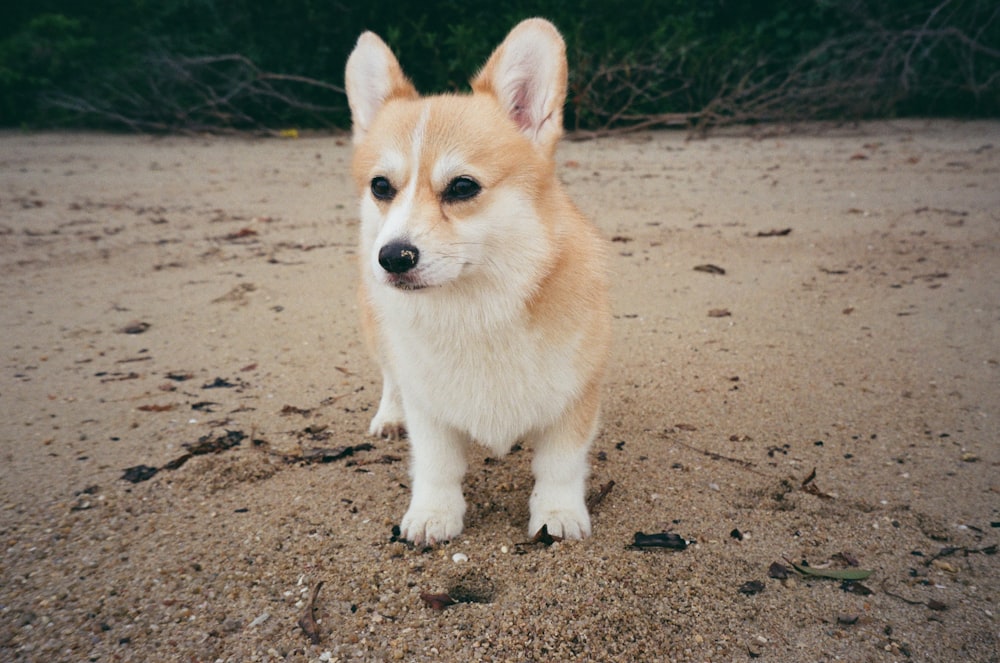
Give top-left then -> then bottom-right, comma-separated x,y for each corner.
420,592 -> 457,610
297,581 -> 324,645
694,264 -> 726,275
840,579 -> 873,595
708,308 -> 731,318
586,480 -> 615,511
121,464 -> 159,483
629,531 -> 691,551
184,430 -> 245,455
138,404 -> 174,412
223,227 -> 258,240
202,377 -> 236,389
768,562 -> 790,579
119,321 -> 150,334
164,371 -> 193,382
298,443 -> 374,465
801,467 -> 834,499
755,228 -> 791,237
784,557 -> 873,581
531,524 -> 563,546
280,405 -> 313,417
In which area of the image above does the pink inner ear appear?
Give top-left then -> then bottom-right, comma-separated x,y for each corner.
507,79 -> 534,131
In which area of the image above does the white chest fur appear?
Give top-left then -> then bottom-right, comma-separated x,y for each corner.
374,285 -> 580,454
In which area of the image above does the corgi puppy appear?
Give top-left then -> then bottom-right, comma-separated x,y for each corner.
345,18 -> 610,545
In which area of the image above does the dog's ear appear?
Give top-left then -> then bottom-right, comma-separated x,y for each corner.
472,18 -> 567,153
345,32 -> 418,144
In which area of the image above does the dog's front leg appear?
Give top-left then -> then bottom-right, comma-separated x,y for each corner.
399,407 -> 467,545
527,410 -> 596,540
368,371 -> 406,439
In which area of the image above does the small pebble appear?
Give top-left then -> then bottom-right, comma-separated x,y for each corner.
248,612 -> 269,628
452,553 -> 469,563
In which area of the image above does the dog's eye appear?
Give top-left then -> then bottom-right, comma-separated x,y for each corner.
370,176 -> 396,201
443,176 -> 481,202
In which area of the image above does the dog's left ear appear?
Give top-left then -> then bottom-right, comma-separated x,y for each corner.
472,18 -> 568,153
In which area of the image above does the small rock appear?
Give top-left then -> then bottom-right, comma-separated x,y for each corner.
452,552 -> 469,564
739,580 -> 765,596
248,612 -> 269,628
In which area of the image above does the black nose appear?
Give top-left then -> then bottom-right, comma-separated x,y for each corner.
378,241 -> 420,273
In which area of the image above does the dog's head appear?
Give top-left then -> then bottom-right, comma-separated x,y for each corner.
345,19 -> 568,293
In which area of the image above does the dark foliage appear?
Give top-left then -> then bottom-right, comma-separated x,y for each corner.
2,0 -> 997,132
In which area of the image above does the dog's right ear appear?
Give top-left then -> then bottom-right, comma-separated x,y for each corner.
345,32 -> 418,144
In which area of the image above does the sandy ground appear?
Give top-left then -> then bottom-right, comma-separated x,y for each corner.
1,121 -> 998,662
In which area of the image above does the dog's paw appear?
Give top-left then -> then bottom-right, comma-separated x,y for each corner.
400,507 -> 464,546
529,505 -> 592,541
368,409 -> 406,439
369,418 -> 406,439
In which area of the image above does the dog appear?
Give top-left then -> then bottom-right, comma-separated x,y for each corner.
344,18 -> 610,545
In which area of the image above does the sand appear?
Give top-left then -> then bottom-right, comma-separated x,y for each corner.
1,121 -> 997,662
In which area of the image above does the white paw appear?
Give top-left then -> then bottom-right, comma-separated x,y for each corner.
369,380 -> 405,438
529,507 -> 591,540
368,415 -> 406,439
400,505 -> 464,546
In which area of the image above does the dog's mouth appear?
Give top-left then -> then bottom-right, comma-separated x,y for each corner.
386,274 -> 429,291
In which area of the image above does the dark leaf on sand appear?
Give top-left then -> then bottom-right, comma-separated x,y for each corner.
281,404 -> 313,417
768,562 -> 790,579
299,443 -> 374,465
121,464 -> 159,483
629,531 -> 691,551
420,592 -> 457,610
694,264 -> 726,275
756,228 -> 792,237
532,524 -> 564,546
739,580 -> 765,595
138,404 -> 174,412
840,579 -> 873,595
586,480 -> 615,511
202,377 -> 237,389
119,320 -> 150,334
801,467 -> 834,499
184,430 -> 245,454
120,430 -> 246,483
161,454 -> 193,471
165,371 -> 193,381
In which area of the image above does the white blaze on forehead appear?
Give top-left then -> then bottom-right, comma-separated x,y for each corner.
374,105 -> 431,249
409,104 -> 430,174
